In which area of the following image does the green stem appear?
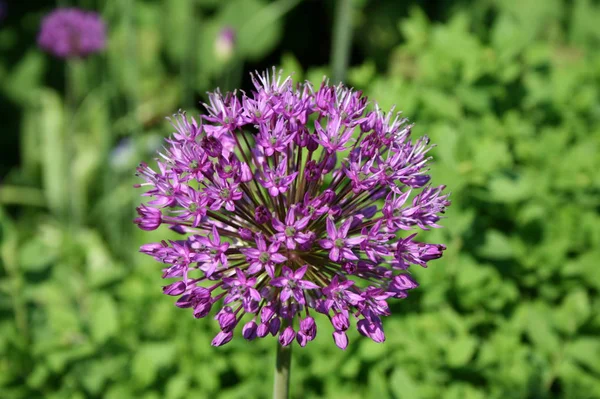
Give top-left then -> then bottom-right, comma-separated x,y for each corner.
122,0 -> 140,263
66,59 -> 81,226
330,0 -> 353,84
181,1 -> 198,108
273,339 -> 292,399
124,0 -> 141,138
0,209 -> 29,343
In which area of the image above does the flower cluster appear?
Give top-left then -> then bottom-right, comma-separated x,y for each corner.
135,69 -> 450,349
37,8 -> 106,59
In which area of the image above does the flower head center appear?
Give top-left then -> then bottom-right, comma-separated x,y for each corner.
259,252 -> 270,263
334,238 -> 345,248
285,226 -> 296,237
220,188 -> 231,200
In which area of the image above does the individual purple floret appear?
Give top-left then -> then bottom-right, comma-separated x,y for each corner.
37,7 -> 106,58
135,68 -> 451,349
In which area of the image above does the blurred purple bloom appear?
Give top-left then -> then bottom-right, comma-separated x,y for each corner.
38,8 -> 106,58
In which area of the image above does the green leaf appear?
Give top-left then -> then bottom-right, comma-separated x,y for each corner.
554,290 -> 590,334
165,374 -> 190,399
2,51 -> 45,105
525,303 -> 561,355
445,335 -> 478,367
18,235 -> 57,272
389,368 -> 420,399
89,294 -> 119,343
478,230 -> 514,260
38,90 -> 68,217
565,338 -> 600,374
132,342 -> 177,388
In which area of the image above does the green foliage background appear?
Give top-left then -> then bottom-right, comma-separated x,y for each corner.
1,0 -> 600,398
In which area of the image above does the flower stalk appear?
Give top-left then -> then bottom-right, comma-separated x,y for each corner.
273,327 -> 292,399
331,0 -> 353,84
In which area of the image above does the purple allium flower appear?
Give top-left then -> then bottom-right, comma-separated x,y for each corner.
37,8 -> 106,59
135,68 -> 450,349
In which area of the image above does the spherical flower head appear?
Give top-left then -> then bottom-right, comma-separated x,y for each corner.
37,7 -> 106,59
134,68 -> 451,349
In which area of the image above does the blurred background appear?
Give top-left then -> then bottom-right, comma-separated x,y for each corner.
1,0 -> 600,398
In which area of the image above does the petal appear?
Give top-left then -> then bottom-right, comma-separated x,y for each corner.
271,218 -> 285,231
296,331 -> 308,347
295,216 -> 311,230
270,277 -> 288,287
266,263 -> 275,279
269,241 -> 281,252
211,331 -> 233,347
286,207 -> 296,225
329,247 -> 340,262
345,236 -> 365,246
342,249 -> 358,260
326,217 -> 336,238
280,287 -> 292,302
271,253 -> 288,263
235,268 -> 246,283
318,239 -> 333,249
286,237 -> 296,250
249,288 -> 262,302
293,288 -> 305,304
256,234 -> 267,251
211,225 -> 220,244
240,248 -> 260,258
294,265 -> 308,279
332,331 -> 348,350
298,280 -> 320,290
246,261 -> 262,275
340,217 -> 352,237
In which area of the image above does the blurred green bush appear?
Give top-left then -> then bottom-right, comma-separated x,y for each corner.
1,0 -> 600,398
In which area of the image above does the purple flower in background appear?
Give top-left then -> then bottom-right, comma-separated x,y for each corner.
37,8 -> 106,58
214,26 -> 236,62
135,68 -> 450,349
